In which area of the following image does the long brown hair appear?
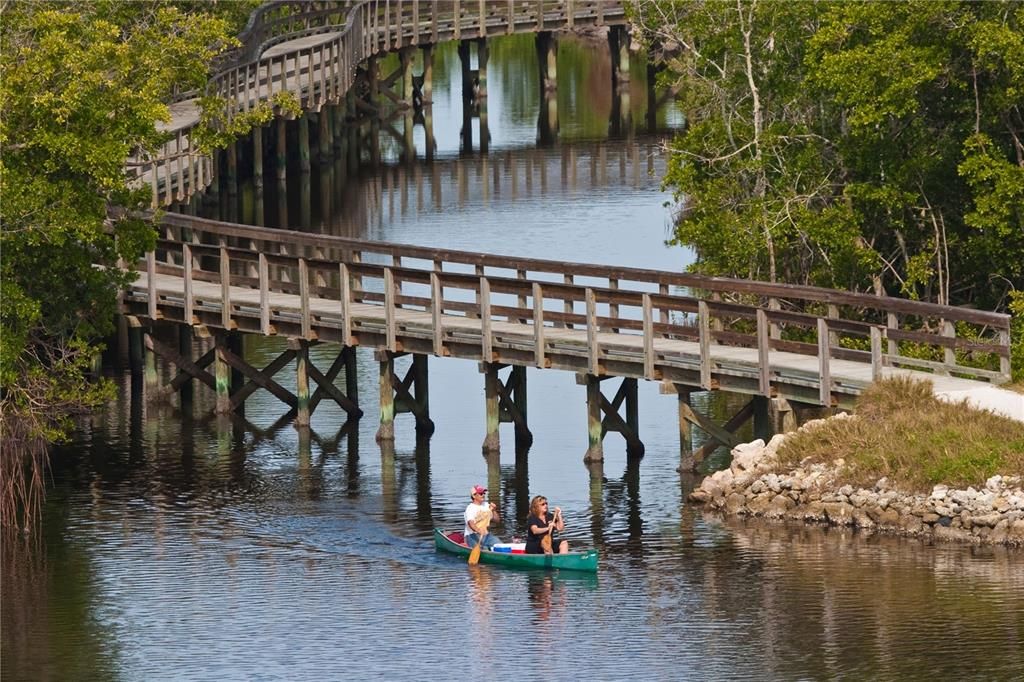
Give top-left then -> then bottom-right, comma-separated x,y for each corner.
529,495 -> 548,518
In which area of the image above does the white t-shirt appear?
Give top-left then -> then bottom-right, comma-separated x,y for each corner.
464,501 -> 490,537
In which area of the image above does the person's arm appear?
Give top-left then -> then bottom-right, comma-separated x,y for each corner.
552,507 -> 564,532
528,516 -> 548,536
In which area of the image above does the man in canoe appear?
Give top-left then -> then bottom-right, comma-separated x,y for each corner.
464,485 -> 501,551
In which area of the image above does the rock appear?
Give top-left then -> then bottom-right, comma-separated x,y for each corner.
901,515 -> 924,535
933,525 -> 975,543
931,485 -> 949,500
748,493 -> 774,516
725,493 -> 747,515
824,502 -> 854,525
688,489 -> 712,503
972,513 -> 1002,528
852,509 -> 875,529
986,475 -> 1003,492
764,433 -> 786,459
1007,520 -> 1024,542
922,512 -> 940,524
989,520 -> 1010,544
710,467 -> 735,487
699,478 -> 724,501
729,439 -> 766,474
768,494 -> 795,518
877,508 -> 901,526
875,477 -> 891,492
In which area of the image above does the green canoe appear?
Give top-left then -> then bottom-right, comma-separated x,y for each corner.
434,529 -> 599,573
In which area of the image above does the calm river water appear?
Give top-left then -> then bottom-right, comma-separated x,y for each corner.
4,34 -> 1022,682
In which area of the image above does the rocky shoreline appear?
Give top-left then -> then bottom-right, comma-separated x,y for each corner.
688,414 -> 1024,547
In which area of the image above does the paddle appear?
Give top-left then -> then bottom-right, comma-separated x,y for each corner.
468,510 -> 491,565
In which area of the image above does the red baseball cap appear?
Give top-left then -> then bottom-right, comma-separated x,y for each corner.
471,485 -> 487,496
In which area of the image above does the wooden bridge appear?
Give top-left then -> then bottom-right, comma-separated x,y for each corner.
121,213 -> 1012,466
130,0 -> 634,206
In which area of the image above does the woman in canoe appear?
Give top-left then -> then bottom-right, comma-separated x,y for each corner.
525,495 -> 568,555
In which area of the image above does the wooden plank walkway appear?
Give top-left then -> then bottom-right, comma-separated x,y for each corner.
131,0 -> 628,205
122,215 -> 1014,415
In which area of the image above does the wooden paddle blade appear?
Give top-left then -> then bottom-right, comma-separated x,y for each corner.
468,536 -> 483,564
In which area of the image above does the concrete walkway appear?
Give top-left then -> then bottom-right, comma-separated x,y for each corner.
889,369 -> 1024,423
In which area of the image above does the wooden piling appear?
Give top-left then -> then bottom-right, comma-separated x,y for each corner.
252,125 -> 264,191
483,362 -> 500,454
214,334 -> 231,414
583,375 -> 603,463
377,352 -> 395,441
295,339 -> 310,426
298,116 -> 311,174
276,116 -> 287,182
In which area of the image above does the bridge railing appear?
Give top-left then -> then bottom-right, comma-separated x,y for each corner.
130,1 -> 627,208
133,214 -> 1013,393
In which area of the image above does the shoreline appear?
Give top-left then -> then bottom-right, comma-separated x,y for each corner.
688,415 -> 1024,547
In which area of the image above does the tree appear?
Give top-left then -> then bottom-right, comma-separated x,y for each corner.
0,1 -> 255,532
634,0 -> 1024,314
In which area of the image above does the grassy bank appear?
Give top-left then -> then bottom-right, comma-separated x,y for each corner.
774,377 -> 1024,493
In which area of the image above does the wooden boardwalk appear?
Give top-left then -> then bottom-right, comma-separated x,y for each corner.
124,214 -> 1013,415
131,0 -> 628,205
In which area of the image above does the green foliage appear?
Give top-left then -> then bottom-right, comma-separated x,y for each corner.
1011,291 -> 1024,383
637,0 -> 1024,314
0,1 -> 249,531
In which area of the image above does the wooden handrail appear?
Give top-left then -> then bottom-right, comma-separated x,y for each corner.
156,213 -> 1011,330
138,215 -> 1012,390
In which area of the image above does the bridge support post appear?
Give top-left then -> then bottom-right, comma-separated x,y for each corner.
482,362 -> 500,454
411,353 -> 431,438
583,374 -> 603,463
144,329 -> 160,400
421,45 -> 434,105
611,84 -> 633,138
476,39 -> 488,98
582,375 -> 644,462
458,40 -> 474,101
344,346 -> 359,410
178,325 -> 194,409
400,47 -> 416,106
510,365 -> 531,451
252,125 -> 264,192
753,395 -> 772,442
666,384 -> 695,471
127,320 -> 144,374
770,397 -> 797,435
376,350 -> 433,441
226,141 -> 238,196
318,111 -> 331,165
298,116 -> 311,174
609,26 -> 631,89
332,103 -> 345,154
294,339 -> 311,426
215,333 -> 231,414
536,32 -> 557,92
275,116 -> 288,183
481,363 -> 533,455
376,351 -> 395,442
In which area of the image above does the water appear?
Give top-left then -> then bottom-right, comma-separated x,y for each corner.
4,33 -> 1023,682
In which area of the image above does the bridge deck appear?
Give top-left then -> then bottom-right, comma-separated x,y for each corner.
127,268 -> 1019,419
